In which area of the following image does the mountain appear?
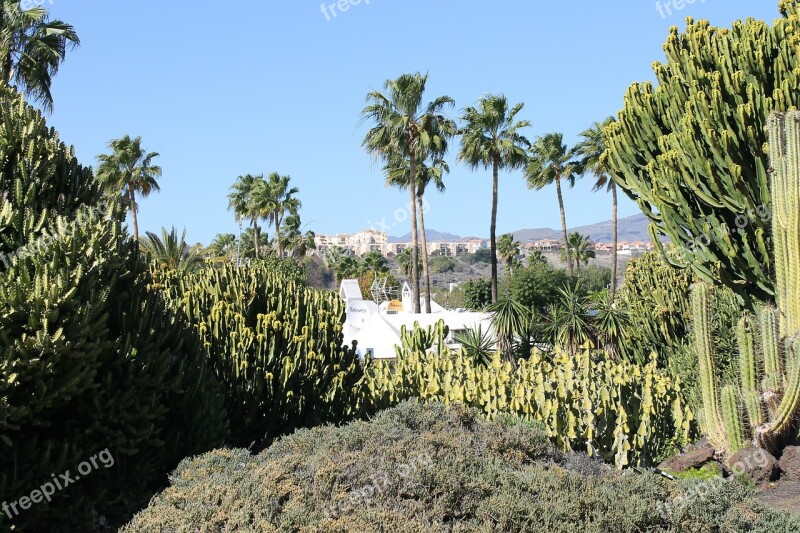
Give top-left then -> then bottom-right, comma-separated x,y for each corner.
511,214 -> 654,243
388,214 -> 654,244
388,230 -> 474,243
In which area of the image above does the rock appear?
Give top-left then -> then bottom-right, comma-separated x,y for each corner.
658,438 -> 716,473
779,446 -> 800,481
728,447 -> 779,485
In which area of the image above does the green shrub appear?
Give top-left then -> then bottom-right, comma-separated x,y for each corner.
124,402 -> 800,532
429,255 -> 458,273
507,262 -> 569,314
463,278 -> 492,310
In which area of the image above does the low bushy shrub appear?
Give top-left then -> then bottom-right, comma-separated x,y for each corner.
123,402 -> 800,532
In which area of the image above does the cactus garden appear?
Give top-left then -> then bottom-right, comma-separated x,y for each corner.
3,0 -> 800,531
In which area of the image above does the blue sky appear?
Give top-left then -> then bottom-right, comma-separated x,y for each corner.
44,0 -> 779,245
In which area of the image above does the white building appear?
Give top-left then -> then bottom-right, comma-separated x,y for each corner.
340,280 -> 493,359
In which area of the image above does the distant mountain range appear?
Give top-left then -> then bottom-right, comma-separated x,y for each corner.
389,214 -> 656,244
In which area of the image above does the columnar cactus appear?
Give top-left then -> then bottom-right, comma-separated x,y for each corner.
693,111 -> 800,456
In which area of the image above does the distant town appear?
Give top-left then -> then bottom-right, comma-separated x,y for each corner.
312,229 -> 655,258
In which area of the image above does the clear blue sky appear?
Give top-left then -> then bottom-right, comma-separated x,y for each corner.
44,0 -> 779,245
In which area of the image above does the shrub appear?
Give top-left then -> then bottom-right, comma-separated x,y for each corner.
124,402 -> 800,532
463,278 -> 492,310
507,262 -> 569,314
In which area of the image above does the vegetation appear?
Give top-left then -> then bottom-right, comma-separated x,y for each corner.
462,278 -> 492,310
142,226 -> 205,273
96,135 -> 162,244
363,322 -> 691,467
693,112 -> 800,460
0,83 -> 227,530
124,402 -> 800,532
561,232 -> 596,273
361,72 -> 456,314
458,95 -> 530,302
576,117 -> 619,296
526,133 -> 580,276
604,3 -> 800,304
0,0 -> 79,110
496,232 -> 520,274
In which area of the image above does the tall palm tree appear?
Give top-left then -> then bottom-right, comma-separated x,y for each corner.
385,153 -> 452,313
254,172 -> 300,259
576,117 -> 618,297
458,95 -> 530,303
361,72 -> 455,314
141,226 -> 205,274
525,133 -> 580,276
227,174 -> 263,258
0,1 -> 79,110
96,135 -> 161,245
561,232 -> 596,273
496,233 -> 520,275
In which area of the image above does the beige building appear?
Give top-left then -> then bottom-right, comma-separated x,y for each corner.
314,230 -> 388,257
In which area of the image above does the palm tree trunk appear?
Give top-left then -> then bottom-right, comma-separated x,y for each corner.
275,215 -> 282,258
253,220 -> 260,258
556,177 -> 573,276
128,184 -> 140,244
418,194 -> 432,313
490,155 -> 500,303
408,147 -> 421,313
610,182 -> 618,299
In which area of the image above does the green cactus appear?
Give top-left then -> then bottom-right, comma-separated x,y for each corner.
605,4 -> 800,303
693,110 -> 800,457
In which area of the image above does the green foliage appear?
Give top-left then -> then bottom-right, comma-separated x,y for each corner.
463,278 -> 492,311
692,111 -> 800,458
142,226 -> 205,273
429,255 -> 458,273
151,260 -> 365,448
462,248 -> 492,264
0,84 -> 226,529
605,5 -> 800,303
576,264 -> 611,293
507,261 -> 569,314
125,402 -> 799,531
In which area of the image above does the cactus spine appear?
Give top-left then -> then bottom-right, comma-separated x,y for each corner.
694,111 -> 800,456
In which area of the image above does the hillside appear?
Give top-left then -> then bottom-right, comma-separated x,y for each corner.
389,214 -> 654,244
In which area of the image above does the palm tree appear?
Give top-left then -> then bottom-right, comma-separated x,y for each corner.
253,172 -> 300,259
395,247 -> 421,279
496,233 -> 520,275
363,250 -> 389,276
527,251 -> 547,267
205,233 -> 237,263
361,72 -> 455,314
458,95 -> 530,303
576,117 -> 618,297
385,152 -> 452,313
227,174 -> 263,258
561,232 -> 596,273
96,135 -> 161,245
239,227 -> 270,259
324,246 -> 352,286
141,227 -> 205,274
280,214 -> 316,257
525,133 -> 580,276
0,1 -> 79,110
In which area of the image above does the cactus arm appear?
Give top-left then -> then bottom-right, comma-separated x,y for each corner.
692,283 -> 727,450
